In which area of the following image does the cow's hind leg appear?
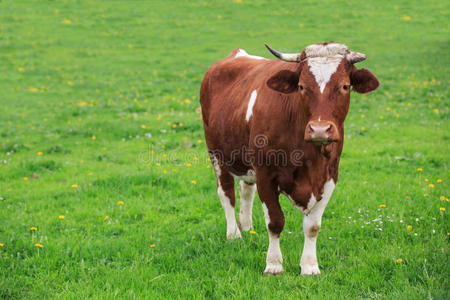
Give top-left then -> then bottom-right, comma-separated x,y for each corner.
217,172 -> 241,240
238,181 -> 256,231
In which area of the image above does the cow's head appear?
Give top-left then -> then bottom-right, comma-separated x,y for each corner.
265,42 -> 379,145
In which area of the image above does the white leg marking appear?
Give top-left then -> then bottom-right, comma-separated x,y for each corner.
218,183 -> 241,239
262,203 -> 283,275
245,90 -> 257,122
300,179 -> 335,275
238,181 -> 256,231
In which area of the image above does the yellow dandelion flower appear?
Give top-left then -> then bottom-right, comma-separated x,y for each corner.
62,18 -> 72,24
440,207 -> 445,211
379,115 -> 384,119
163,170 -> 167,174
71,184 -> 78,188
30,227 -> 37,231
429,184 -> 434,188
191,180 -> 197,184
233,0 -> 243,3
416,168 -> 423,172
141,124 -> 146,129
206,165 -> 211,169
24,177 -> 29,181
162,154 -> 167,158
0,243 -> 4,247
194,157 -> 198,161
117,201 -> 124,205
186,163 -> 191,167
249,230 -> 256,234
28,87 -> 39,92
396,258 -> 403,263
172,124 -> 177,128
407,225 -> 412,231
401,15 -> 411,21
437,179 -> 442,183
184,99 -> 191,104
440,196 -> 445,201
179,123 -> 183,127
18,67 -> 25,72
67,81 -> 74,86
58,215 -> 65,219
424,193 -> 428,197
172,169 -> 177,172
37,152 -> 43,156
379,204 -> 386,208
432,108 -> 439,114
92,135 -> 96,140
89,172 -> 93,176
155,162 -> 161,166
197,139 -> 202,143
34,243 -> 44,248
150,244 -> 156,248
104,216 -> 109,221
361,126 -> 365,131
425,178 -> 429,182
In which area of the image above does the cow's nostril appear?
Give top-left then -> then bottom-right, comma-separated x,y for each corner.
325,125 -> 332,133
308,125 -> 315,133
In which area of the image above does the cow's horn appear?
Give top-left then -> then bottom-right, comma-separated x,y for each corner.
346,51 -> 366,64
265,44 -> 300,62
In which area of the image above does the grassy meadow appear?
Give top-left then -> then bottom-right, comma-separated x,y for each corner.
0,0 -> 448,298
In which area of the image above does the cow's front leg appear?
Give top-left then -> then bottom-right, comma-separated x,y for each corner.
217,172 -> 241,240
257,173 -> 284,275
300,179 -> 335,275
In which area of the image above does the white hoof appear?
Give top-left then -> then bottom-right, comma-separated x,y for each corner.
264,263 -> 284,276
300,263 -> 321,276
226,227 -> 242,239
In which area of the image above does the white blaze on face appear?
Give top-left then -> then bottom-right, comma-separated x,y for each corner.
245,90 -> 257,122
305,43 -> 350,93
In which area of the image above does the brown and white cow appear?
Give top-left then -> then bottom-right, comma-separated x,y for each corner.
200,42 -> 379,275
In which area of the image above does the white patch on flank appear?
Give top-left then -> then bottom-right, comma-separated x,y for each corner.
245,90 -> 257,122
300,179 -> 335,275
305,43 -> 350,93
231,169 -> 256,184
218,182 -> 241,239
262,202 -> 284,275
238,181 -> 256,231
235,48 -> 266,60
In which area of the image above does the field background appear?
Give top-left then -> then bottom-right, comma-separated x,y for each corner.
0,0 -> 448,298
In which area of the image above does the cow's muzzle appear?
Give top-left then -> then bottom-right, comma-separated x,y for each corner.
305,121 -> 340,145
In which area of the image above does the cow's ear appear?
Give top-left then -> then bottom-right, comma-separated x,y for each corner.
350,68 -> 379,94
267,70 -> 299,94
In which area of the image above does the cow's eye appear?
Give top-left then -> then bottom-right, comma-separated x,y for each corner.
342,84 -> 350,91
299,84 -> 304,91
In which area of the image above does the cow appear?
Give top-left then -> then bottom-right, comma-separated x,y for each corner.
200,42 -> 379,276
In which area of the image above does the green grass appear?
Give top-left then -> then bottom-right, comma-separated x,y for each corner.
0,0 -> 448,298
